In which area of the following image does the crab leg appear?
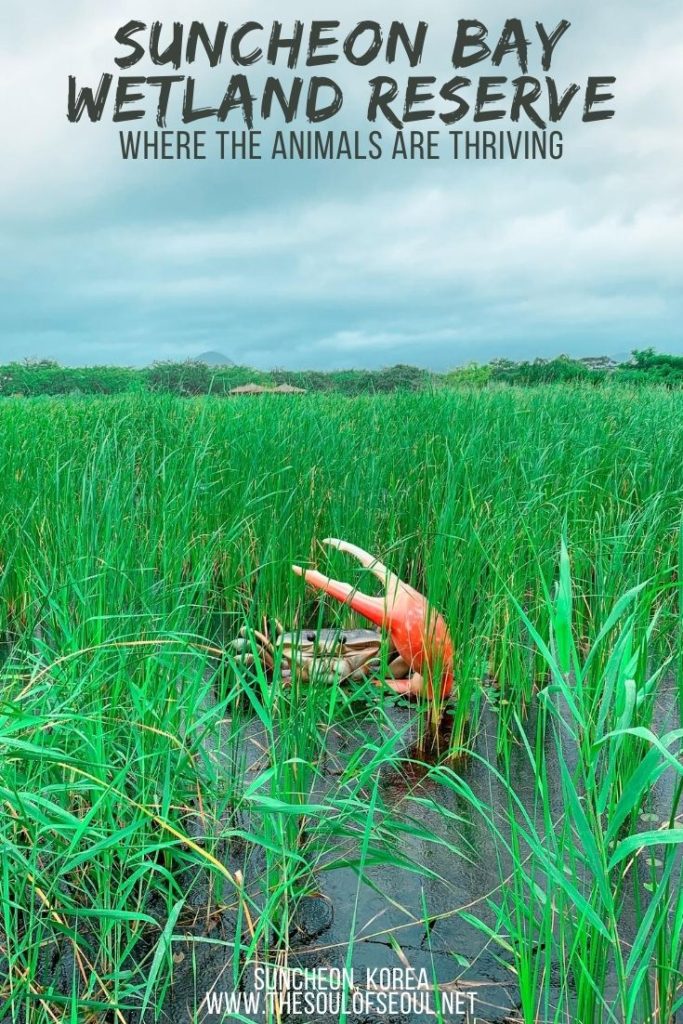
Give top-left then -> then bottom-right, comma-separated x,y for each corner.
292,539 -> 453,701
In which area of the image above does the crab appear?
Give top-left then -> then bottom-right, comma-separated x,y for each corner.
232,538 -> 454,702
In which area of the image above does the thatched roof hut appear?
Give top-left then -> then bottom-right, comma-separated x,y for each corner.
229,383 -> 269,395
228,382 -> 308,396
271,383 -> 307,394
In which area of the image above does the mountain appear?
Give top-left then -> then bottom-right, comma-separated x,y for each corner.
196,351 -> 235,367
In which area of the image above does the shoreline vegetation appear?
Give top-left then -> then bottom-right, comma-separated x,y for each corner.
2,348 -> 683,397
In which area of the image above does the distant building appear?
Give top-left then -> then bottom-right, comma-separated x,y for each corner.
229,383 -> 269,395
228,382 -> 307,396
579,356 -> 619,372
271,383 -> 307,394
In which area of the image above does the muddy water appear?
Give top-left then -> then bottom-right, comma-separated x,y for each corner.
156,681 -> 681,1024
3,643 -> 677,1023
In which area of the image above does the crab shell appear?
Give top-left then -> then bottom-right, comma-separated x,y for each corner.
230,626 -> 410,686
280,627 -> 396,683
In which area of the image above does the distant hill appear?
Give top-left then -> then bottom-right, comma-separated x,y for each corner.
196,351 -> 235,367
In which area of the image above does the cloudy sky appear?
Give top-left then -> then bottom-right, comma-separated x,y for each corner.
0,1 -> 681,369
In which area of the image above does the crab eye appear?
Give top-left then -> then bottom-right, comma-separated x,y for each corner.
341,634 -> 347,643
305,632 -> 316,642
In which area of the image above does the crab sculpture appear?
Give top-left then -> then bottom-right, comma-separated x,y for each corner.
233,539 -> 454,702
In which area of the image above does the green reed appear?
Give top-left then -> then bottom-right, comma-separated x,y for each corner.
0,387 -> 681,1020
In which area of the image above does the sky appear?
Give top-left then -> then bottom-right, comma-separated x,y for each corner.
0,1 -> 681,370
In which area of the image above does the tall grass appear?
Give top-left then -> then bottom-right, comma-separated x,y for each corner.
0,387 -> 681,1021
426,548 -> 682,1023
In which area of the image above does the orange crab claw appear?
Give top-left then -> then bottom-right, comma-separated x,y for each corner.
292,539 -> 453,700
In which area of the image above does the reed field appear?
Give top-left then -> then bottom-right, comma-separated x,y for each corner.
0,387 -> 681,1023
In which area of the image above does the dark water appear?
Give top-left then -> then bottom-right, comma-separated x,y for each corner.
153,682 -> 681,1024
4,679 -> 679,1024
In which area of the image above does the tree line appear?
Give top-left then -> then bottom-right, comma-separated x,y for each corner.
1,350 -> 682,397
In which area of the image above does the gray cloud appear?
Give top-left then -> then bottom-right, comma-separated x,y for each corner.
0,0 -> 681,367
